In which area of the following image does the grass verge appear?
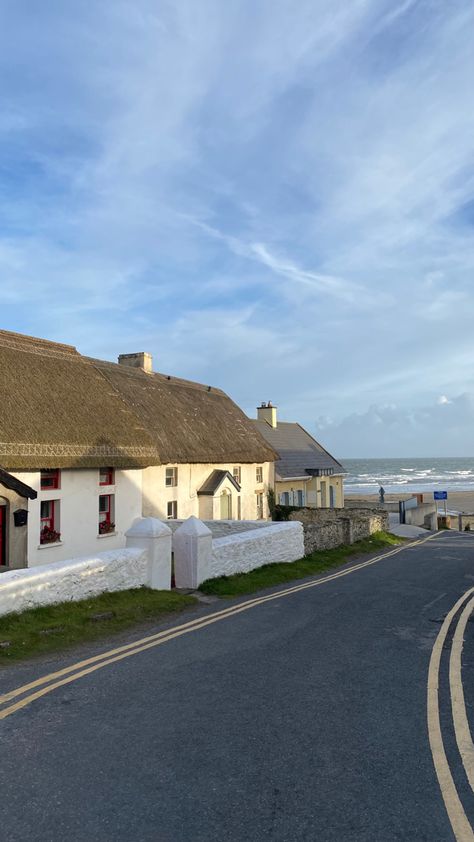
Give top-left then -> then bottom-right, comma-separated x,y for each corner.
0,588 -> 196,662
199,531 -> 405,598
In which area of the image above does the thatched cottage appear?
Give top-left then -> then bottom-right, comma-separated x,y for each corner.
253,402 -> 345,508
0,330 -> 275,569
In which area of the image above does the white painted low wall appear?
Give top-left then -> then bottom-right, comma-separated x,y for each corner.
210,521 -> 304,580
0,547 -> 148,618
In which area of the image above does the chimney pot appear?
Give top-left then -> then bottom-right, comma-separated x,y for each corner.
257,401 -> 278,428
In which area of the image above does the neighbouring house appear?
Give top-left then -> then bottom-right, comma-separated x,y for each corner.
0,330 -> 276,569
252,402 -> 345,508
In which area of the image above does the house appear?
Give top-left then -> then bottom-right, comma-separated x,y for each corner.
252,402 -> 345,508
0,330 -> 275,569
89,352 -> 276,524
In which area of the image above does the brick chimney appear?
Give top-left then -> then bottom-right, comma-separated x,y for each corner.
118,352 -> 153,374
257,401 -> 277,428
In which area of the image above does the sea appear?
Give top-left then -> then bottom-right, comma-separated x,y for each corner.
342,457 -> 474,495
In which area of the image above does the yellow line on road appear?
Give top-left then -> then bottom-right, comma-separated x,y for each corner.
428,587 -> 474,842
0,533 -> 437,721
450,596 -> 474,794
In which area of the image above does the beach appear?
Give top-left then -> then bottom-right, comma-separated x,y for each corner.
345,491 -> 474,514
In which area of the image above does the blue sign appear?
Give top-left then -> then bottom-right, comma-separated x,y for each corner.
434,491 -> 448,500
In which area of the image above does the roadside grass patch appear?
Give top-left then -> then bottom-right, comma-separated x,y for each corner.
200,531 -> 405,598
0,588 -> 196,662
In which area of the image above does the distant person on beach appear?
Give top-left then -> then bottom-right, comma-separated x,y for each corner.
379,486 -> 385,504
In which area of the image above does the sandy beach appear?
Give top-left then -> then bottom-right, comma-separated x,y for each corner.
345,491 -> 474,514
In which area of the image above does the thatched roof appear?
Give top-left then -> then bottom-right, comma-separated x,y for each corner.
0,330 -> 159,469
89,358 -> 277,465
0,329 -> 276,470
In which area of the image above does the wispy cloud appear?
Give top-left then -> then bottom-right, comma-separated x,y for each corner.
0,0 -> 473,452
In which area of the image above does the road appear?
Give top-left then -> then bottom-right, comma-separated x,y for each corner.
2,531 -> 474,841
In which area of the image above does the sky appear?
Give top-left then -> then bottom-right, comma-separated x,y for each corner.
0,0 -> 474,458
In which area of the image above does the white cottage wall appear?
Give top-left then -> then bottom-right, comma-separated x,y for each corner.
142,462 -> 274,522
12,469 -> 143,567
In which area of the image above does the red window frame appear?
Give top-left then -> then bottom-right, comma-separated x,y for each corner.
99,494 -> 112,525
40,500 -> 55,531
99,467 -> 114,486
40,469 -> 60,490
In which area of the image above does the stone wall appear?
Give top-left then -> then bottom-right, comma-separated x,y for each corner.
288,507 -> 389,555
0,547 -> 149,618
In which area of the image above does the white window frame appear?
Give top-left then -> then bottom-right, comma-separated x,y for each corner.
232,466 -> 241,485
256,466 -> 263,484
165,467 -> 178,487
167,500 -> 178,519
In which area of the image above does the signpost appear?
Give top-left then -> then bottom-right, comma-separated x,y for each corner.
434,491 -> 448,518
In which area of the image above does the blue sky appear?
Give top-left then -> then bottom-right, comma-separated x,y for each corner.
1,0 -> 474,457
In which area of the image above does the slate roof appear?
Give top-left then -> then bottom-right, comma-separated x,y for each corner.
197,470 -> 241,496
252,420 -> 344,481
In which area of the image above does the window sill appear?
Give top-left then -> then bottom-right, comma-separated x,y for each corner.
97,532 -> 118,539
37,541 -> 63,550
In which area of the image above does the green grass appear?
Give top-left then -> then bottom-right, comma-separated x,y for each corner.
199,531 -> 405,598
0,588 -> 196,662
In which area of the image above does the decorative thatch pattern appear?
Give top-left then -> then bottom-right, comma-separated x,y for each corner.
89,358 -> 277,465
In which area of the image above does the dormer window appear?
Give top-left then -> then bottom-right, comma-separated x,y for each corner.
40,469 -> 60,490
99,467 -> 115,486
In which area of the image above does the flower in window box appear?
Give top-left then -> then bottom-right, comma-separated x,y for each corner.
99,521 -> 115,535
40,526 -> 61,545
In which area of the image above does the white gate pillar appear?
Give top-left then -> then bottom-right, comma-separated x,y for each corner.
125,517 -> 172,590
173,516 -> 212,589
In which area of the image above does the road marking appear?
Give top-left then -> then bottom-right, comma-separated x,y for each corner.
0,532 -> 438,720
450,596 -> 474,793
428,587 -> 474,842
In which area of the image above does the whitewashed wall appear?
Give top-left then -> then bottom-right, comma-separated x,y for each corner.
210,522 -> 304,579
12,469 -> 143,567
143,462 -> 274,522
0,547 -> 148,618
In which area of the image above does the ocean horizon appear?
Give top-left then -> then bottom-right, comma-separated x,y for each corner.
341,457 -> 474,495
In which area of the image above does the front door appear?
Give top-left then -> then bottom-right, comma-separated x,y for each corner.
220,492 -> 231,519
0,506 -> 6,566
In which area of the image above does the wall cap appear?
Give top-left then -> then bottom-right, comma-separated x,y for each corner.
175,516 -> 212,537
125,517 -> 172,538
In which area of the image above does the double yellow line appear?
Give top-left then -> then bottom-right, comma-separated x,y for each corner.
0,534 -> 435,721
428,586 -> 474,841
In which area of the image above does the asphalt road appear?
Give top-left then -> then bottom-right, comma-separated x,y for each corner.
2,531 -> 474,841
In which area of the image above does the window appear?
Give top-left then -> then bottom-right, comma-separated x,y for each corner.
40,469 -> 60,490
99,467 -> 114,486
280,492 -> 290,505
167,500 -> 178,519
99,494 -> 115,535
256,466 -> 263,484
232,466 -> 241,485
297,490 -> 304,507
256,492 -> 264,519
165,467 -> 178,487
40,500 -> 61,544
